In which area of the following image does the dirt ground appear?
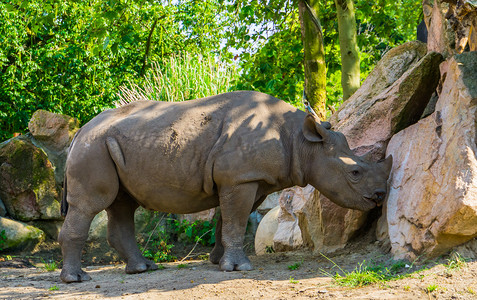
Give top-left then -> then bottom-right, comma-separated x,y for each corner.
1,240 -> 477,300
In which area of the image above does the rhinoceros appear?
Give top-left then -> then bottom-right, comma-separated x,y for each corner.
59,91 -> 392,283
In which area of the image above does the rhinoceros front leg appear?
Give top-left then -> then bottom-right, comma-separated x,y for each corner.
106,190 -> 158,274
218,183 -> 257,271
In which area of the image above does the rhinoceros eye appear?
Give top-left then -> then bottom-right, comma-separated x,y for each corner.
348,168 -> 363,182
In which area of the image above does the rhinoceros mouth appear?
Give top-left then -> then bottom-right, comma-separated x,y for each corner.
363,196 -> 381,207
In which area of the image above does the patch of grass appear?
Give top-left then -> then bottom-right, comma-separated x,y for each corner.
446,252 -> 468,271
48,285 -> 59,291
288,259 -> 303,271
177,264 -> 187,269
319,253 -> 417,288
157,265 -> 165,270
42,260 -> 58,272
289,276 -> 299,284
403,285 -> 411,291
426,284 -> 439,293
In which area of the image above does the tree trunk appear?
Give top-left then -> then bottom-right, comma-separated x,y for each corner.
334,0 -> 360,100
298,0 -> 327,120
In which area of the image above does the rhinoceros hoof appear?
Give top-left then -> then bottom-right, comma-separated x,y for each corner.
125,259 -> 158,274
60,269 -> 92,283
219,252 -> 253,271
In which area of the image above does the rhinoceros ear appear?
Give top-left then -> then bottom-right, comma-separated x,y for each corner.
302,114 -> 329,143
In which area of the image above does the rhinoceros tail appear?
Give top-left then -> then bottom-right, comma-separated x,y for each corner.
61,176 -> 69,217
106,137 -> 126,171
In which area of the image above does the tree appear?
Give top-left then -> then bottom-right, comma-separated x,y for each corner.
334,0 -> 360,100
298,0 -> 327,120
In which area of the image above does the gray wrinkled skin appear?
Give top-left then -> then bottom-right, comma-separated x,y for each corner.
58,91 -> 392,283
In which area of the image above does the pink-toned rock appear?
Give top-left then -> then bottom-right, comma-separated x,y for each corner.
423,0 -> 477,55
331,42 -> 442,159
383,53 -> 477,260
423,0 -> 455,57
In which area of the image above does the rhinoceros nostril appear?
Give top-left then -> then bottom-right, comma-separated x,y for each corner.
374,189 -> 387,201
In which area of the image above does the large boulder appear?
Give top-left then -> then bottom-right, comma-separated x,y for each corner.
0,216 -> 45,251
330,41 -> 443,159
277,42 -> 443,255
254,205 -> 280,255
0,136 -> 61,221
382,53 -> 477,260
28,110 -> 80,184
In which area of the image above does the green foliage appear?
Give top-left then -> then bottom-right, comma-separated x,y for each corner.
0,0 -> 233,141
177,263 -> 187,269
48,285 -> 59,291
1,0 -> 424,141
141,239 -> 176,263
138,213 -> 217,263
119,54 -> 239,104
168,218 -> 217,246
0,230 -> 6,251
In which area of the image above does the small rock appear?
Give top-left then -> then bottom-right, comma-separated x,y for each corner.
0,216 -> 45,251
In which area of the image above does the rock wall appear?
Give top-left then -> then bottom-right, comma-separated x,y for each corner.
382,53 -> 477,260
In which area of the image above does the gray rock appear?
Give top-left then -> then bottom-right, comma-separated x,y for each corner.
28,110 -> 80,185
0,216 -> 45,251
0,136 -> 61,221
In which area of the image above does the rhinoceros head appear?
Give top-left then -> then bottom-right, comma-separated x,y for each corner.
301,115 -> 392,211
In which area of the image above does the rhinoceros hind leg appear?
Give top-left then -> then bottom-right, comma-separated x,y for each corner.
217,183 -> 257,271
59,206 -> 96,283
209,216 -> 224,264
106,190 -> 158,274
